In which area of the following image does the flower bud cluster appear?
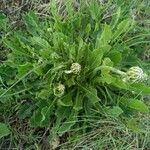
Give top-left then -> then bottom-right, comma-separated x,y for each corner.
65,63 -> 81,75
53,83 -> 65,97
123,66 -> 148,82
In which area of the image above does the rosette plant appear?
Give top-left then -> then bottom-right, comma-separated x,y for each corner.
0,0 -> 150,139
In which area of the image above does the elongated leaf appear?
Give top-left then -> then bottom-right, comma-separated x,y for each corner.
96,24 -> 112,50
100,24 -> 112,45
89,1 -> 101,21
113,19 -> 130,41
73,92 -> 83,111
41,106 -> 49,122
111,78 -> 128,90
64,0 -> 74,17
23,11 -> 40,36
0,123 -> 10,139
126,119 -> 143,132
30,37 -> 50,49
0,14 -> 8,31
108,51 -> 122,65
129,83 -> 150,95
100,44 -> 112,54
85,23 -> 91,34
58,110 -> 77,135
106,106 -> 123,117
30,106 -> 51,127
111,7 -> 121,29
102,57 -> 113,66
55,107 -> 72,122
37,89 -> 50,99
18,104 -> 33,119
90,49 -> 103,68
101,58 -> 115,84
127,99 -> 149,113
58,93 -> 73,107
17,62 -> 33,78
79,85 -> 100,104
30,110 -> 42,127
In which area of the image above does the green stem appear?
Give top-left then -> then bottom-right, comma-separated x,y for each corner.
92,66 -> 127,77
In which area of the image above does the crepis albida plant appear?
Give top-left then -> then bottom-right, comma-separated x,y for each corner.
0,0 -> 150,136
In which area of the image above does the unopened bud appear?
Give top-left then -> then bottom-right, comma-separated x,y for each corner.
53,83 -> 65,97
70,63 -> 81,74
123,66 -> 148,82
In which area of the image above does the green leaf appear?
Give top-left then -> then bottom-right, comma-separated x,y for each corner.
30,37 -> 50,49
113,19 -> 130,41
126,119 -> 143,132
79,85 -> 100,105
108,51 -> 122,65
0,123 -> 10,139
23,11 -> 41,36
102,74 -> 115,84
50,0 -> 61,21
86,87 -> 100,104
65,77 -> 76,87
37,89 -> 50,99
0,14 -> 8,31
33,65 -> 43,76
85,23 -> 91,33
111,7 -> 121,29
17,63 -> 33,78
30,106 -> 51,127
30,99 -> 54,127
127,99 -> 149,113
58,93 -> 73,107
18,104 -> 33,119
58,110 -> 77,135
30,110 -> 43,127
64,0 -> 74,17
3,37 -> 20,53
101,58 -> 115,84
111,78 -> 128,89
90,49 -> 103,69
73,92 -> 83,111
41,106 -> 49,122
129,83 -> 150,95
96,24 -> 112,50
100,44 -> 112,54
106,106 -> 123,117
89,1 -> 101,20
55,107 -> 72,123
102,57 -> 114,66
100,24 -> 112,45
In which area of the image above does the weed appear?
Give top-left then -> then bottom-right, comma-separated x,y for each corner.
0,0 -> 150,149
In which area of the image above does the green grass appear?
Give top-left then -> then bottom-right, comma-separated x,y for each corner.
0,0 -> 150,149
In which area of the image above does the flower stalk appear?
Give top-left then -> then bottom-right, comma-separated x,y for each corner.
99,66 -> 148,83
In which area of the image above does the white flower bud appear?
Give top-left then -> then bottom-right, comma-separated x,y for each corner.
123,66 -> 148,82
53,83 -> 65,97
70,63 -> 81,74
64,63 -> 81,75
47,28 -> 52,32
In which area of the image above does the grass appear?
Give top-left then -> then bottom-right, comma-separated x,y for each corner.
0,0 -> 150,150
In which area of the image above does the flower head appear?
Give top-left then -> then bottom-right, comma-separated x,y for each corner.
123,66 -> 148,82
53,83 -> 65,97
65,62 -> 81,74
70,63 -> 81,74
47,28 -> 52,32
